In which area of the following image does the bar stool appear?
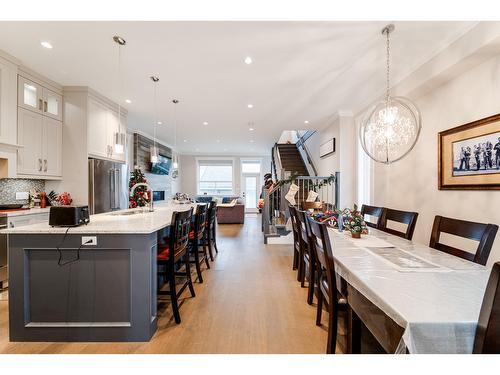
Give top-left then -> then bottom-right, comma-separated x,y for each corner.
157,208 -> 195,324
204,201 -> 218,261
190,204 -> 210,283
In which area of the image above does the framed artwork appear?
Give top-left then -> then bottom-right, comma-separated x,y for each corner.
438,113 -> 500,190
319,138 -> 335,158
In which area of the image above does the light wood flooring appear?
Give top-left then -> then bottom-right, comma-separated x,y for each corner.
0,215 -> 345,354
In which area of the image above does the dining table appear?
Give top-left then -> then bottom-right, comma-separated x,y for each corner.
327,226 -> 490,354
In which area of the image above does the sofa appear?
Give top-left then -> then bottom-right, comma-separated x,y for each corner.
216,196 -> 245,224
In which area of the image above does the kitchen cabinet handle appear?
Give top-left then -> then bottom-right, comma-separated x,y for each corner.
38,158 -> 42,172
44,159 -> 47,172
44,101 -> 48,113
38,99 -> 43,111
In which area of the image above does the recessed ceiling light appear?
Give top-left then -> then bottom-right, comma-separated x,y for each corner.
203,121 -> 208,126
244,56 -> 253,65
304,120 -> 309,124
247,104 -> 253,109
40,41 -> 53,49
125,99 -> 132,104
249,127 -> 254,131
157,121 -> 162,125
183,139 -> 187,143
250,140 -> 254,143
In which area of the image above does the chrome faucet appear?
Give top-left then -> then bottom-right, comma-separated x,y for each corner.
130,183 -> 154,212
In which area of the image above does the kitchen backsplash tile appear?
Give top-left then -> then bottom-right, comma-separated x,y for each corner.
0,179 -> 45,205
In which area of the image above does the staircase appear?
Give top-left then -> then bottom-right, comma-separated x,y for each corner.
276,143 -> 309,176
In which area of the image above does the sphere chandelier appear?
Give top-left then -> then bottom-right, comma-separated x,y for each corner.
359,24 -> 422,164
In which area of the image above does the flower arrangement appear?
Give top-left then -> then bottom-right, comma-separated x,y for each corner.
338,204 -> 368,238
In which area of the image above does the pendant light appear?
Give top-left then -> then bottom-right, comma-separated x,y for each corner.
113,36 -> 126,154
359,24 -> 422,164
171,99 -> 179,177
150,76 -> 160,164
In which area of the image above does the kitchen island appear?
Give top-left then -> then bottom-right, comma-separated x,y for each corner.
3,202 -> 194,342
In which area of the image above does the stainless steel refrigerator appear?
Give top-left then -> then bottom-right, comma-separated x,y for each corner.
88,158 -> 129,214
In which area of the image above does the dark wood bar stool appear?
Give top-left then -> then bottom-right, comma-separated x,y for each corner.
190,204 -> 210,283
157,208 -> 196,324
288,205 -> 301,271
361,204 -> 385,229
308,217 -> 346,354
380,208 -> 419,240
473,262 -> 500,353
297,209 -> 317,305
429,215 -> 498,266
203,201 -> 218,261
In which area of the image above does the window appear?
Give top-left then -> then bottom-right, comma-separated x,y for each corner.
198,160 -> 234,195
241,160 -> 261,174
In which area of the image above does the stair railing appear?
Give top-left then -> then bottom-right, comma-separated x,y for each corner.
295,130 -> 318,177
262,173 -> 340,243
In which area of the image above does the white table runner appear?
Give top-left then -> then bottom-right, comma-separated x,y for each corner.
327,227 -> 489,354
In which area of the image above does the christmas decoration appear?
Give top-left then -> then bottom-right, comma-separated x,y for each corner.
129,168 -> 150,208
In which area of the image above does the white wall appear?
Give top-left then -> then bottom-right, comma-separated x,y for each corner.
366,54 -> 500,267
308,118 -> 340,177
179,154 -> 272,197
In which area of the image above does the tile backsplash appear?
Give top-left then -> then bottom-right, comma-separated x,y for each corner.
0,179 -> 45,205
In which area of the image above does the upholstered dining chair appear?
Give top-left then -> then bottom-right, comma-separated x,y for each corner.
360,204 -> 385,229
157,208 -> 195,324
203,201 -> 218,261
429,215 -> 498,266
379,208 -> 419,240
308,217 -> 347,354
473,262 -> 500,353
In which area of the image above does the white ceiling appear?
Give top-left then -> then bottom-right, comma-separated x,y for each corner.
0,21 -> 477,155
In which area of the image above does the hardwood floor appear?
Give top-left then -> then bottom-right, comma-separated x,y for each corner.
0,215 -> 342,354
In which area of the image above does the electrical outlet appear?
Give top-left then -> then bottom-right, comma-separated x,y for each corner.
81,236 -> 97,246
15,192 -> 29,200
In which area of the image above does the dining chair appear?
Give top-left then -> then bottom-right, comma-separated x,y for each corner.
190,203 -> 210,283
379,208 -> 419,240
308,217 -> 347,354
473,262 -> 500,353
288,205 -> 301,271
157,208 -> 196,324
296,209 -> 317,305
203,201 -> 218,261
361,204 -> 385,229
429,215 -> 498,266
289,206 -> 308,283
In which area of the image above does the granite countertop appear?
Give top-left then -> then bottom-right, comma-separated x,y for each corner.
1,202 -> 196,234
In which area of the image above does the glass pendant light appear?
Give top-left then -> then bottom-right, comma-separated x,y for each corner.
171,99 -> 179,177
150,76 -> 160,164
113,35 -> 126,154
359,24 -> 422,164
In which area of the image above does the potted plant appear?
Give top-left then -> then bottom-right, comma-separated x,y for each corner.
338,204 -> 367,238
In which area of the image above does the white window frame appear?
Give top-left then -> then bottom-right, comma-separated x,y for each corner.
196,157 -> 236,196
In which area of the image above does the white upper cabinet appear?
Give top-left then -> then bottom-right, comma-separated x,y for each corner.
87,97 -> 109,159
42,87 -> 63,121
0,56 -> 18,145
17,107 -> 62,177
18,76 -> 43,114
43,116 -> 62,176
17,73 -> 63,179
87,95 -> 126,162
18,76 -> 63,121
17,108 -> 43,175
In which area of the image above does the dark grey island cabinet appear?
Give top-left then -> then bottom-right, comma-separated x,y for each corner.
8,232 -> 158,342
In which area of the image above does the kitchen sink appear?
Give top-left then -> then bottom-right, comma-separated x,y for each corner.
109,210 -> 144,216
